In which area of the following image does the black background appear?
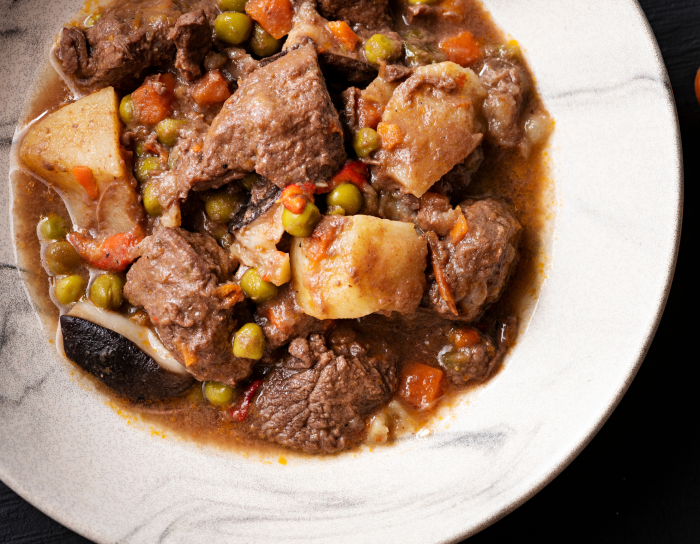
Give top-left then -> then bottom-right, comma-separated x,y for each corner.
1,0 -> 697,542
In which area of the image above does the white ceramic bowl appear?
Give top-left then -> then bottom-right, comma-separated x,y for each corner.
0,1 -> 682,542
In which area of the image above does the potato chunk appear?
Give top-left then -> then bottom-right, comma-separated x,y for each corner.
290,215 -> 427,319
20,87 -> 141,234
375,62 -> 487,197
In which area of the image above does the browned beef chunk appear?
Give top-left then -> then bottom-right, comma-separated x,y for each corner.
246,333 -> 397,453
192,44 -> 346,189
426,198 -> 521,321
479,58 -> 530,148
167,9 -> 212,81
316,0 -> 393,31
57,0 -> 183,92
432,146 -> 484,199
124,227 -> 255,386
254,283 -> 333,349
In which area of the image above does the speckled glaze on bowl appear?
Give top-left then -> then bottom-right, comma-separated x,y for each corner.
0,0 -> 682,542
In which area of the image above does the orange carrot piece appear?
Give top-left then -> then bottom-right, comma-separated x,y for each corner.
327,20 -> 358,52
696,68 -> 700,106
426,232 -> 458,316
317,161 -> 369,194
191,70 -> 231,107
68,229 -> 144,271
449,213 -> 469,243
72,166 -> 98,200
357,98 -> 382,130
398,362 -> 445,410
449,327 -> 482,348
245,0 -> 294,40
377,122 -> 404,150
439,31 -> 481,67
132,75 -> 175,125
280,183 -> 315,213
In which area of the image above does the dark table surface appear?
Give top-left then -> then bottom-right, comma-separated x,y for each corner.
1,0 -> 698,542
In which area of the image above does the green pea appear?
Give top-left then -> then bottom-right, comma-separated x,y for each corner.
232,322 -> 265,359
84,13 -> 102,28
326,205 -> 345,216
119,94 -> 135,125
46,241 -> 81,275
141,183 -> 163,217
204,381 -> 235,405
326,183 -> 363,216
240,268 -> 278,303
364,34 -> 401,64
134,142 -> 147,157
240,172 -> 258,191
214,12 -> 253,45
90,274 -> 125,310
249,23 -> 282,57
352,127 -> 380,158
54,275 -> 86,306
135,157 -> 161,183
217,0 -> 247,12
155,118 -> 186,147
38,214 -> 69,240
205,191 -> 242,223
282,202 -> 321,238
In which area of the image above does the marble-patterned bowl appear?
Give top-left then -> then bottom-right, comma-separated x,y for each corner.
0,0 -> 682,542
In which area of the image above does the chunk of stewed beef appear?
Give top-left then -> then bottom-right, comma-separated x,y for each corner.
124,227 -> 255,386
316,0 -> 393,31
426,198 -> 521,321
58,0 -> 183,92
254,283 -> 333,349
246,333 -> 397,453
479,58 -> 530,148
167,9 -> 212,81
192,43 -> 346,189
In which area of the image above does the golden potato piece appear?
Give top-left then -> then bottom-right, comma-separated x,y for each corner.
375,62 -> 487,197
20,87 -> 140,233
291,215 -> 428,319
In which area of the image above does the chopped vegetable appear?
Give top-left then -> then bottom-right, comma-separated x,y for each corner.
245,0 -> 293,40
357,98 -> 382,130
448,326 -> 482,348
398,362 -> 444,410
249,23 -> 283,57
233,323 -> 266,359
46,241 -> 81,275
280,183 -> 315,214
326,205 -> 345,215
364,34 -> 401,65
353,127 -> 380,158
155,118 -> 186,147
142,183 -> 163,217
377,122 -> 403,150
38,214 -> 69,241
240,267 -> 279,303
282,202 -> 321,238
327,21 -> 359,52
54,275 -> 86,306
696,68 -> 700,106
131,74 -> 176,125
68,230 -> 144,272
215,12 -> 253,45
439,31 -> 481,67
407,0 -> 439,4
205,191 -> 242,223
426,233 -> 458,316
135,157 -> 162,183
326,183 -> 362,216
84,13 -> 102,28
204,381 -> 235,405
191,70 -> 232,107
119,94 -> 135,124
72,166 -> 98,200
90,274 -> 125,310
218,0 -> 247,12
449,213 -> 469,243
327,161 -> 369,192
229,379 -> 262,421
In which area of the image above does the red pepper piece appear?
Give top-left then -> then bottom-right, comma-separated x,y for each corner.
229,379 -> 262,422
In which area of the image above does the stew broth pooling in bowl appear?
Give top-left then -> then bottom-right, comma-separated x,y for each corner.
14,0 -> 553,454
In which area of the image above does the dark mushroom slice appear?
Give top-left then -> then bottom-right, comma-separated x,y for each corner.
60,301 -> 195,401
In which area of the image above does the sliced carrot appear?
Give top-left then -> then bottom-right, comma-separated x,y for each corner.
398,362 -> 445,410
449,213 -> 469,244
439,31 -> 481,67
132,74 -> 175,125
245,0 -> 294,40
426,232 -> 458,316
327,20 -> 358,52
449,326 -> 482,348
214,283 -> 245,307
191,70 -> 231,107
68,229 -> 144,271
72,166 -> 98,200
357,98 -> 382,130
191,142 -> 203,154
377,122 -> 403,150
